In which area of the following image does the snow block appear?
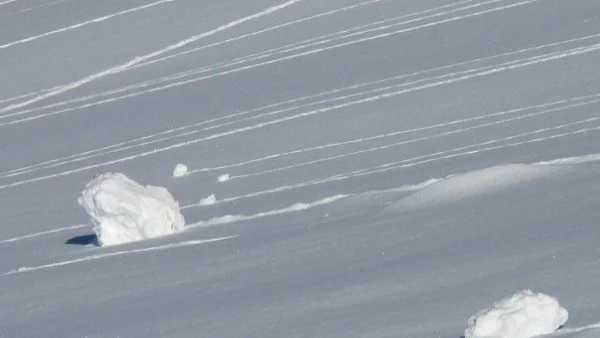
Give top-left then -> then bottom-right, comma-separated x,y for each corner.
78,173 -> 185,246
465,289 -> 568,338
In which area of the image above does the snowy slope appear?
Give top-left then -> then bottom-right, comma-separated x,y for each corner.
1,0 -> 600,337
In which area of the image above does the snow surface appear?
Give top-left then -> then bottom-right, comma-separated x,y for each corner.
465,289 -> 568,338
1,0 -> 600,337
78,173 -> 185,246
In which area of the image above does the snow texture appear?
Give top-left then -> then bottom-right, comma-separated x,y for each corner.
77,173 -> 185,246
172,163 -> 189,178
465,290 -> 568,338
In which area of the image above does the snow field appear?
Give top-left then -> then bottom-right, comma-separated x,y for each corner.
465,290 -> 568,338
78,173 -> 185,246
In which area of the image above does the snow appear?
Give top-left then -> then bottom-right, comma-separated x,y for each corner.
172,163 -> 189,178
386,164 -> 555,212
217,173 -> 230,182
465,289 -> 568,338
199,193 -> 216,206
77,173 -> 185,246
1,0 -> 600,336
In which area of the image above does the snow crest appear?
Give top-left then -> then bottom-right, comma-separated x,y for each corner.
465,289 -> 568,338
77,173 -> 185,246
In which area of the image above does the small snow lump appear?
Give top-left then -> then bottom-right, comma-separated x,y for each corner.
172,163 -> 189,178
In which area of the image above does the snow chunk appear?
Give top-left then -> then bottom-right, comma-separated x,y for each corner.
199,194 -> 216,206
77,173 -> 185,246
465,289 -> 568,338
217,173 -> 230,182
172,163 -> 189,178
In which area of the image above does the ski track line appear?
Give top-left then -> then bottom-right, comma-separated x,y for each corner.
0,0 -> 386,121
1,44 -> 588,181
187,93 -> 600,175
3,31 -> 597,180
2,236 -> 237,276
134,0 -> 481,69
0,0 -> 18,6
0,0 -> 70,19
0,224 -> 88,244
0,37 -> 588,181
186,194 -> 348,227
0,0 -> 302,114
181,120 -> 600,209
0,0 -> 499,116
228,99 -> 600,181
0,0 -> 541,125
551,323 -> 600,336
0,39 -> 598,191
0,0 -> 175,50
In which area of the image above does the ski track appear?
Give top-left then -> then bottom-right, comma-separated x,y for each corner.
0,0 -> 71,19
0,36 -> 598,190
2,236 -> 237,276
0,0 -> 541,125
226,100 -> 600,181
2,30 -> 598,180
176,122 -> 600,210
0,0 -> 175,49
0,223 -> 88,244
132,0 -> 481,69
0,0 -> 18,6
186,194 -> 349,227
0,0 -> 302,114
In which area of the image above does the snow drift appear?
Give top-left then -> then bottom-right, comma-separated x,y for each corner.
465,289 -> 568,338
77,173 -> 185,246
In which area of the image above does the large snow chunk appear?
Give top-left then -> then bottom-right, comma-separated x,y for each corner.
465,289 -> 568,338
77,173 -> 185,246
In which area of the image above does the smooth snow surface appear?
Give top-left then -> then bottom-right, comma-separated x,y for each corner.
465,289 -> 568,338
78,173 -> 185,246
1,0 -> 600,337
387,164 -> 554,212
172,163 -> 189,177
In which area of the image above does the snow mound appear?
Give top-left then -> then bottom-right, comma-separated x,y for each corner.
172,163 -> 189,178
77,173 -> 185,246
465,289 -> 568,338
387,164 -> 555,212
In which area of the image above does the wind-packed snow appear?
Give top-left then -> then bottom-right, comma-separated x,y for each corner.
78,173 -> 185,246
1,0 -> 600,337
465,289 -> 568,338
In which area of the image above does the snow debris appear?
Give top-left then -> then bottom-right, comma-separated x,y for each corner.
465,289 -> 568,338
77,173 -> 185,246
172,163 -> 189,178
199,194 -> 216,206
217,173 -> 230,182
